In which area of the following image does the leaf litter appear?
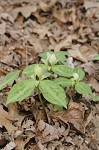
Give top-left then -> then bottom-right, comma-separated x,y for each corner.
0,0 -> 99,149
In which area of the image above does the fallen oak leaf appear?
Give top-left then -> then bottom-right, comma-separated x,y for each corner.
51,102 -> 85,133
10,5 -> 37,20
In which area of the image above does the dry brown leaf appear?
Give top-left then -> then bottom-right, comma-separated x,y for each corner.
84,1 -> 99,9
33,11 -> 46,24
92,21 -> 99,32
0,23 -> 6,35
54,35 -> 78,51
69,6 -> 80,30
91,109 -> 99,147
15,132 -> 34,150
79,143 -> 90,150
28,36 -> 44,53
38,120 -> 59,139
22,119 -> 35,132
53,8 -> 67,23
0,13 -> 14,24
85,111 -> 92,128
1,142 -> 16,150
89,77 -> 99,93
0,105 -> 17,133
81,62 -> 95,75
68,49 -> 87,62
37,140 -> 47,150
31,144 -> 40,150
33,26 -> 52,39
8,104 -> 25,127
51,102 -> 85,133
39,0 -> 56,12
10,5 -> 37,20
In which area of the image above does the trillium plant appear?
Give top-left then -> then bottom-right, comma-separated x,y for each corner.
0,51 -> 99,114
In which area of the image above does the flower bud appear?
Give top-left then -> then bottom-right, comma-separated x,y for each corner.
49,54 -> 57,66
34,65 -> 43,79
73,73 -> 79,81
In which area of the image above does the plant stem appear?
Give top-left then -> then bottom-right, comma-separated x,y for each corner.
37,85 -> 47,117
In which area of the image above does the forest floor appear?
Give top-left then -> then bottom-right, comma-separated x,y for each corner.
0,0 -> 99,149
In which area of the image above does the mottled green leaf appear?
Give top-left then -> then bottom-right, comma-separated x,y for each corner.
54,77 -> 72,87
23,64 -> 47,78
39,51 -> 53,59
75,82 -> 92,95
73,67 -> 85,80
52,65 -> 73,77
7,80 -> 38,104
40,80 -> 67,108
0,70 -> 20,90
55,51 -> 68,63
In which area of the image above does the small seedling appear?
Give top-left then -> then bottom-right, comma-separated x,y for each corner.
0,63 -> 67,112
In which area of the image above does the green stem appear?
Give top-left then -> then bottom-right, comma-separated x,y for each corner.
37,85 -> 47,116
50,69 -> 53,80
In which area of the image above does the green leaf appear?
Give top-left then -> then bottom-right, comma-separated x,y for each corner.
93,54 -> 99,60
73,67 -> 85,80
39,80 -> 67,108
93,95 -> 99,102
0,70 -> 20,90
54,104 -> 63,110
23,64 -> 47,78
75,82 -> 92,95
52,65 -> 73,77
55,51 -> 68,63
39,51 -> 53,59
54,77 -> 72,87
7,80 -> 38,104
